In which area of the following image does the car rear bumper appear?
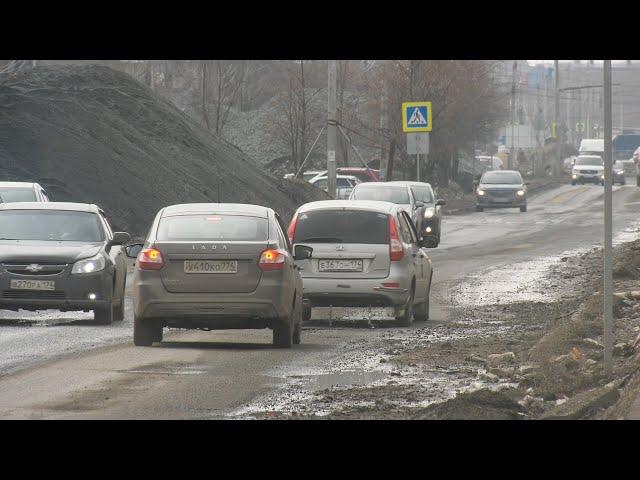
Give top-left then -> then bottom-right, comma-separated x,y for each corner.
0,270 -> 113,312
132,270 -> 289,326
301,275 -> 410,307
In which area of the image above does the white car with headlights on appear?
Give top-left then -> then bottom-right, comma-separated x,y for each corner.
571,155 -> 605,185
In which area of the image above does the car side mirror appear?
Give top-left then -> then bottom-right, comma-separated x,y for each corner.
294,245 -> 313,261
414,201 -> 425,209
435,199 -> 446,207
110,232 -> 131,247
125,243 -> 143,259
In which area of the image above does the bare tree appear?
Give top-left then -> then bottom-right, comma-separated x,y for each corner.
200,61 -> 246,136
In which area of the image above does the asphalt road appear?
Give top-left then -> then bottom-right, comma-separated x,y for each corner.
0,181 -> 639,419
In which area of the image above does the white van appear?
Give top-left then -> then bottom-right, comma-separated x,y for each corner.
579,139 -> 604,156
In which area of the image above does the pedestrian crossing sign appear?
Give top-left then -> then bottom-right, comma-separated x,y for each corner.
402,101 -> 432,132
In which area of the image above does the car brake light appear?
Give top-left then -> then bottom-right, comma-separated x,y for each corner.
138,247 -> 165,270
287,213 -> 298,245
259,248 -> 286,271
389,216 -> 404,262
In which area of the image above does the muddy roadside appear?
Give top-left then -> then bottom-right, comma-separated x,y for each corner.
237,229 -> 640,420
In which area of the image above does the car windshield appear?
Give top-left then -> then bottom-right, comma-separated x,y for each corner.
575,157 -> 603,166
0,187 -> 37,203
294,209 -> 390,244
303,172 -> 320,181
481,172 -> 523,184
0,210 -> 104,242
157,214 -> 268,241
411,186 -> 434,203
352,185 -> 410,204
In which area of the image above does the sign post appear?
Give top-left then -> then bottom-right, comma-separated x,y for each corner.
402,101 -> 432,182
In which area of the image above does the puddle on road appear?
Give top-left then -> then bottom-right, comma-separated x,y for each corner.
121,365 -> 208,376
224,322 -> 518,419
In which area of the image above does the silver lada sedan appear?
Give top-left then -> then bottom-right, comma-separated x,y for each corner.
127,204 -> 312,347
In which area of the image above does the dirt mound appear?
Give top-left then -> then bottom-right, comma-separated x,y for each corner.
0,65 -> 328,235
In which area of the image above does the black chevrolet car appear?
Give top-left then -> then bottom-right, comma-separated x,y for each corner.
475,170 -> 527,213
0,202 -> 130,324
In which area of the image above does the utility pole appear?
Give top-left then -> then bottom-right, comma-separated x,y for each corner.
379,77 -> 388,179
327,60 -> 337,198
603,59 -> 613,378
554,60 -> 560,177
510,61 -> 517,170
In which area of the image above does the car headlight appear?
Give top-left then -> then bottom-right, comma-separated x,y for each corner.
424,208 -> 435,219
601,175 -> 605,180
72,254 -> 106,274
572,173 -> 578,178
517,190 -> 525,196
477,189 -> 485,196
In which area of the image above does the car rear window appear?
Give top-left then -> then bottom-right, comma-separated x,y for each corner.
0,187 -> 37,203
157,214 -> 268,241
294,209 -> 389,244
0,210 -> 104,242
351,185 -> 410,204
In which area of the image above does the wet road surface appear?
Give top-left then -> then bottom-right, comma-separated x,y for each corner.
0,181 -> 638,418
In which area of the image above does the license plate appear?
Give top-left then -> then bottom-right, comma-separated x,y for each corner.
318,259 -> 363,272
184,260 -> 238,274
10,279 -> 55,291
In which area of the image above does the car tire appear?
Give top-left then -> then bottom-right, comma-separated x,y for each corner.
133,315 -> 157,347
94,305 -> 114,325
571,181 -> 576,185
303,301 -> 312,323
476,206 -> 483,212
152,326 -> 163,343
395,285 -> 415,327
113,295 -> 125,322
413,279 -> 430,322
273,314 -> 294,348
520,205 -> 527,212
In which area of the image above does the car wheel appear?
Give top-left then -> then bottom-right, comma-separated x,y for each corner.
94,305 -> 114,325
152,326 -> 163,343
520,205 -> 527,212
413,278 -> 430,322
571,181 -> 576,185
476,206 -> 483,212
395,285 -> 415,327
113,295 -> 125,322
303,300 -> 312,323
273,313 -> 294,348
133,315 -> 157,347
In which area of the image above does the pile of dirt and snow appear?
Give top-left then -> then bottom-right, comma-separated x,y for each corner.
0,65 -> 328,235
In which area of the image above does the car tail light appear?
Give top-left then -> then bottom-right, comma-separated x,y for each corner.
382,282 -> 400,288
259,248 -> 286,271
389,216 -> 404,262
287,213 -> 298,245
138,247 -> 164,270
